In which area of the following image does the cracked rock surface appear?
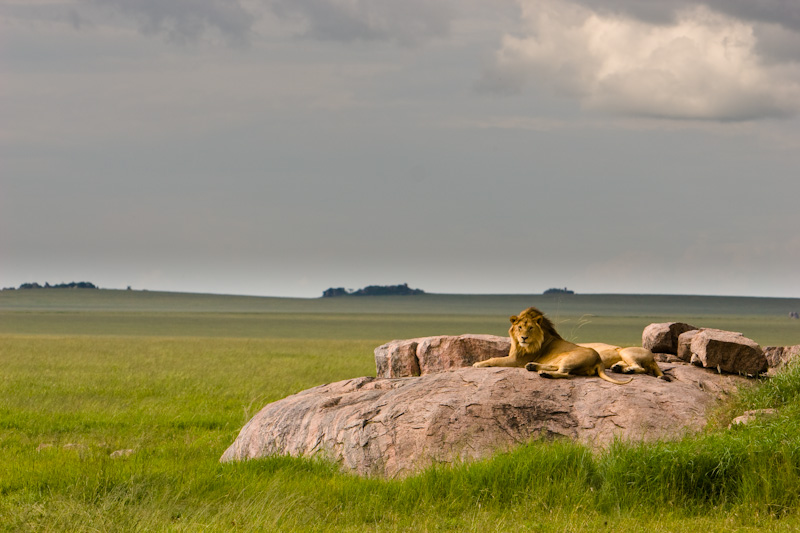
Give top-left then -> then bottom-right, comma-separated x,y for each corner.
220,364 -> 745,478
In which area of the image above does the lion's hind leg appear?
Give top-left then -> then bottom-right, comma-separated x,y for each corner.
618,348 -> 668,380
524,362 -> 573,378
611,361 -> 646,374
609,361 -> 626,373
525,362 -> 560,372
537,370 -> 573,379
530,351 -> 593,379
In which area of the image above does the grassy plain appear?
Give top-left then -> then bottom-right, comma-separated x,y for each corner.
2,289 -> 800,531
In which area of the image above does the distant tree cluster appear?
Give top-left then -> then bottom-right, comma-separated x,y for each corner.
6,281 -> 99,290
322,283 -> 425,298
543,287 -> 575,295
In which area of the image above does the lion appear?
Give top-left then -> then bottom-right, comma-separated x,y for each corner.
578,343 -> 668,380
472,307 -> 631,385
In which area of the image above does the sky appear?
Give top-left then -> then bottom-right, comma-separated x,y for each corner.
2,0 -> 800,298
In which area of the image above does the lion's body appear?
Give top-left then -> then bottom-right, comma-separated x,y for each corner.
473,307 -> 631,385
578,343 -> 665,379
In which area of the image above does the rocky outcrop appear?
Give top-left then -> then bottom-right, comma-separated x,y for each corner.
220,364 -> 745,478
642,322 -> 699,354
647,324 -> 770,376
688,329 -> 766,376
375,335 -> 510,378
224,323 -> 781,478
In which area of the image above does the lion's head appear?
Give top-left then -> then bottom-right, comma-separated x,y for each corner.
509,307 -> 563,355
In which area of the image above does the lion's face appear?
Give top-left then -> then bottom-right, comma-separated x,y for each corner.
509,314 -> 544,352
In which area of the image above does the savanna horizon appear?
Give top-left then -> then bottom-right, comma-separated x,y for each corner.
2,288 -> 799,346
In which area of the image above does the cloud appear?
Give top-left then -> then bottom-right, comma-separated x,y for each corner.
266,0 -> 455,46
0,1 -> 255,45
753,21 -> 800,64
2,0 -> 458,47
482,0 -> 800,121
0,1 -> 91,30
92,0 -> 255,46
568,0 -> 800,33
703,0 -> 800,33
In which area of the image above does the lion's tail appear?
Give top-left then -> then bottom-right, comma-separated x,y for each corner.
596,364 -> 632,385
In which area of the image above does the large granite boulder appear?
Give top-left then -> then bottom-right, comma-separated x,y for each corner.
642,322 -> 698,354
689,329 -> 766,375
223,327 -> 773,478
221,364 -> 746,478
375,335 -> 510,378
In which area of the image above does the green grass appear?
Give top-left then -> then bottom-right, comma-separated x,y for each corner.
2,290 -> 800,530
3,289 -> 799,346
3,289 -> 800,320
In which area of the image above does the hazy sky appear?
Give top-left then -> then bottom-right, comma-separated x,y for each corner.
3,0 -> 800,298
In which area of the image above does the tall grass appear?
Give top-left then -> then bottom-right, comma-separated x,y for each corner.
594,361 -> 800,519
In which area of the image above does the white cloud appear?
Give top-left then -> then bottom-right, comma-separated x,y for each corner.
484,0 -> 800,121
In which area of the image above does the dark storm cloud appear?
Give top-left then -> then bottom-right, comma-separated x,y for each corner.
266,0 -> 456,46
568,0 -> 683,24
754,22 -> 800,64
2,0 -> 457,47
702,0 -> 800,32
0,3 -> 90,29
571,0 -> 800,32
92,0 -> 254,45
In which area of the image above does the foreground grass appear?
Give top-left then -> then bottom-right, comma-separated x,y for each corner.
3,333 -> 800,531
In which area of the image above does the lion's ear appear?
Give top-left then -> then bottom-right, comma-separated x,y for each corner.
509,316 -> 518,323
533,316 -> 543,324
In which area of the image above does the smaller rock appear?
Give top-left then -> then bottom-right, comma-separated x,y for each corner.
416,335 -> 509,375
110,449 -> 135,459
375,338 -> 422,378
643,322 -> 698,354
677,330 -> 703,362
690,329 -> 766,375
375,335 -> 510,378
763,345 -> 800,374
729,409 -> 778,428
653,353 -> 683,363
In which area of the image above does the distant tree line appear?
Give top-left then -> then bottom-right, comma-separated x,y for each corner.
543,287 -> 575,295
4,281 -> 99,290
322,283 -> 425,298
